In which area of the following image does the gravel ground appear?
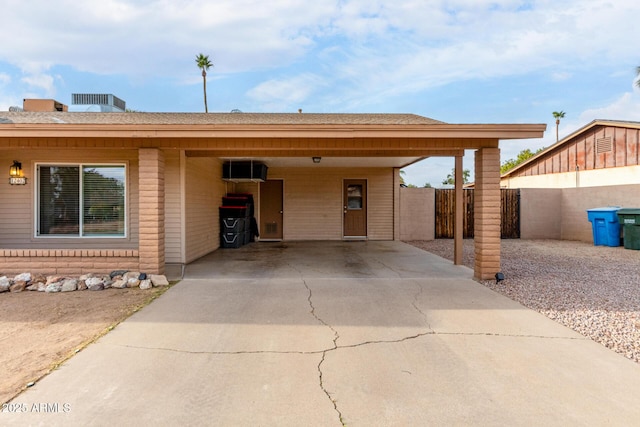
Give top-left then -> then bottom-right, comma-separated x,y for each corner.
408,239 -> 640,363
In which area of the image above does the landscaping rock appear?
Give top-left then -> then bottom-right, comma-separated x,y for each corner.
46,276 -> 64,285
0,269 -> 166,295
88,283 -> 104,291
139,279 -> 152,290
150,275 -> 169,287
13,272 -> 31,283
85,277 -> 102,287
110,270 -> 128,279
61,279 -> 78,292
111,279 -> 127,289
45,283 -> 62,293
32,273 -> 47,284
10,281 -> 27,293
0,276 -> 10,293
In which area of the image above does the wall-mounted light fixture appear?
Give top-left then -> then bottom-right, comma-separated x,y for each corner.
312,157 -> 321,164
9,160 -> 27,185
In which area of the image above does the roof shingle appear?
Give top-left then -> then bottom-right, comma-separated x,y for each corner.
0,112 -> 445,126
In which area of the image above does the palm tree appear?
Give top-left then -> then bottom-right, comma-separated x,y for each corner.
195,53 -> 213,113
552,111 -> 565,142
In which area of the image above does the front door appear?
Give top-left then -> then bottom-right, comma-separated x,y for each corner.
343,179 -> 367,238
260,180 -> 283,240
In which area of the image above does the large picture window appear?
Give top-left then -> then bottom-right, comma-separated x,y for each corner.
38,164 -> 126,237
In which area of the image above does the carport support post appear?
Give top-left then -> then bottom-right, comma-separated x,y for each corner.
474,147 -> 501,280
138,148 -> 166,274
454,155 -> 464,265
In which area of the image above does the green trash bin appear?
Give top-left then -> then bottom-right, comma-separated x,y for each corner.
616,208 -> 640,250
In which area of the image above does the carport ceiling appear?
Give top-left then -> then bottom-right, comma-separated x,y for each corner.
218,156 -> 426,168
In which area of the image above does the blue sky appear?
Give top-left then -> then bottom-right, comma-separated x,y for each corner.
1,0 -> 639,187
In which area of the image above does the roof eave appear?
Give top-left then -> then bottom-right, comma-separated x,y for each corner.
0,122 -> 547,140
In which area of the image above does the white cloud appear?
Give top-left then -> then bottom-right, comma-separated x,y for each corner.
20,73 -> 56,96
576,92 -> 640,123
1,0 -> 639,112
247,73 -> 327,111
0,0 -> 332,78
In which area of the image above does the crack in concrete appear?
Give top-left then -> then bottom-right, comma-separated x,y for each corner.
411,281 -> 435,333
114,330 -> 585,357
300,277 -> 344,426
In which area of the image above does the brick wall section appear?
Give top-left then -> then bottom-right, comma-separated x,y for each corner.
474,147 -> 501,280
0,249 -> 139,275
138,148 -> 165,274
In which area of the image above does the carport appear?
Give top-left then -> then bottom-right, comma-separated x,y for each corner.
0,111 -> 545,280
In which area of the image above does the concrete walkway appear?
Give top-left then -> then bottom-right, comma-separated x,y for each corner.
4,241 -> 640,426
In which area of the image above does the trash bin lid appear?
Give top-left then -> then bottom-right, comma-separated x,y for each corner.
586,207 -> 620,212
617,208 -> 640,215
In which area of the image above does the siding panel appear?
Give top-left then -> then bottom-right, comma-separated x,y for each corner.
0,150 -> 138,249
185,157 -> 224,263
267,167 -> 394,241
164,150 -> 182,263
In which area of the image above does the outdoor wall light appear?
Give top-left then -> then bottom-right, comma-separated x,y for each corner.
9,160 -> 27,185
312,157 -> 321,164
9,160 -> 22,177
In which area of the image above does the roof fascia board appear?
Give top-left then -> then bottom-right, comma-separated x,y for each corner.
0,123 -> 546,140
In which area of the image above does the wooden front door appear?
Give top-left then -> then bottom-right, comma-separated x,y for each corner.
260,180 -> 283,240
343,179 -> 367,238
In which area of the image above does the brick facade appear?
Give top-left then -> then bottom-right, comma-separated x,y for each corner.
474,147 -> 501,280
0,250 -> 139,275
138,148 -> 166,274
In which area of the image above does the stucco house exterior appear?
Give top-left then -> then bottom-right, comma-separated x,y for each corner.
501,120 -> 640,189
0,104 -> 545,280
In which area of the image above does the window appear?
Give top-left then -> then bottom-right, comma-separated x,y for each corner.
347,185 -> 363,209
37,164 -> 126,237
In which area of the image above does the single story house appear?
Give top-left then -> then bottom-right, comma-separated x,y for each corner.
0,102 -> 545,280
501,120 -> 640,188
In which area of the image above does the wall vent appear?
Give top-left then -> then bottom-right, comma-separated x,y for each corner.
596,137 -> 612,154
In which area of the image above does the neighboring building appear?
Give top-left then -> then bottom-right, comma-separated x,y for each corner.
501,120 -> 640,188
0,107 -> 545,280
22,99 -> 68,112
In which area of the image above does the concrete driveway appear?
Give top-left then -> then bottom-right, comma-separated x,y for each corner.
4,241 -> 640,426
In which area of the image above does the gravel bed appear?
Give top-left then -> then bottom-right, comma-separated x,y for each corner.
408,239 -> 640,363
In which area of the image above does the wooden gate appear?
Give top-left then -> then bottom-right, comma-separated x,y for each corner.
435,189 -> 520,239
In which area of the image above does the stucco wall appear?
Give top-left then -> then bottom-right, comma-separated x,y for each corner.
560,184 -> 640,242
519,189 -> 562,239
502,165 -> 640,189
519,185 -> 640,242
266,167 -> 394,240
399,187 -> 435,241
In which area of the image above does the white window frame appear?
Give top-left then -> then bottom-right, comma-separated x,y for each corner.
35,162 -> 128,239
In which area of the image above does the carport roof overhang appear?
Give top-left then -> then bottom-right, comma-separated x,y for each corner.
0,112 -> 546,168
